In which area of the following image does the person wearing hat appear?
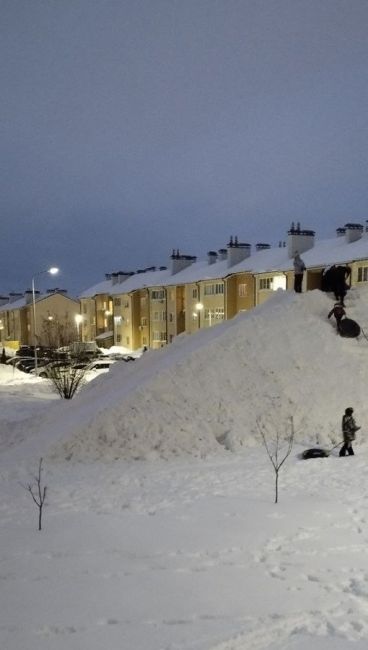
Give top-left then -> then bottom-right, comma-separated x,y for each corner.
339,407 -> 360,456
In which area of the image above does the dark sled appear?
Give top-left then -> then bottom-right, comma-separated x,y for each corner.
339,318 -> 361,338
302,448 -> 330,460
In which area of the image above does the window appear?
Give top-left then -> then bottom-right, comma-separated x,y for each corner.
114,298 -> 121,306
153,311 -> 159,321
192,288 -> 198,299
204,308 -> 224,322
259,277 -> 273,290
169,313 -> 174,322
116,335 -> 121,343
151,290 -> 165,300
204,282 -> 224,295
140,296 -> 147,307
124,300 -> 129,308
126,337 -> 130,345
358,266 -> 368,282
153,331 -> 167,342
141,317 -> 147,326
239,284 -> 247,297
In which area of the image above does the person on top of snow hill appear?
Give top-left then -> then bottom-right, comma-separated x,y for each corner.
333,265 -> 351,306
339,407 -> 361,457
293,253 -> 306,293
328,303 -> 346,331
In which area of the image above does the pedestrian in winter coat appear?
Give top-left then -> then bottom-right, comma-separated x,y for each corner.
293,253 -> 306,293
339,407 -> 360,456
328,303 -> 346,331
333,265 -> 351,305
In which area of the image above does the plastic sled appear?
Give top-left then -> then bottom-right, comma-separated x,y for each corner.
339,318 -> 361,338
302,448 -> 330,460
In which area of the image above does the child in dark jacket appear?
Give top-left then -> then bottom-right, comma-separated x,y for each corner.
328,303 -> 346,331
339,407 -> 360,456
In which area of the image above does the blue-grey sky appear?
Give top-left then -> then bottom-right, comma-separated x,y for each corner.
2,0 -> 368,296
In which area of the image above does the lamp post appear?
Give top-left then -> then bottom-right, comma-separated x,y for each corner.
75,314 -> 83,342
32,267 -> 59,371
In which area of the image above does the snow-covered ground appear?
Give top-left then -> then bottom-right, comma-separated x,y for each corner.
1,287 -> 368,650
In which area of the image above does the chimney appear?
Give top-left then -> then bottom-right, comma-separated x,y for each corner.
218,248 -> 227,261
46,288 -> 68,295
287,222 -> 315,258
105,273 -> 112,281
24,290 -> 34,304
227,236 -> 251,268
207,250 -> 218,265
117,271 -> 134,283
9,292 -> 24,303
336,227 -> 346,237
256,243 -> 271,252
344,223 -> 363,243
170,249 -> 197,275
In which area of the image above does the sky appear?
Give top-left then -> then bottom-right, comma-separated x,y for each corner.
2,286 -> 368,648
2,0 -> 368,296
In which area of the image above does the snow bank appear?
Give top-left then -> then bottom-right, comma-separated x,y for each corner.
43,287 -> 368,462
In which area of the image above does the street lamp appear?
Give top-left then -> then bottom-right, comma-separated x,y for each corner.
75,314 -> 83,342
32,267 -> 59,371
195,302 -> 204,329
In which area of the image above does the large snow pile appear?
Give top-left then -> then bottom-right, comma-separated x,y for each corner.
36,287 -> 368,462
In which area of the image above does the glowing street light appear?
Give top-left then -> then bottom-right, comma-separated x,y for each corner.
32,267 -> 59,371
75,314 -> 83,342
194,302 -> 204,329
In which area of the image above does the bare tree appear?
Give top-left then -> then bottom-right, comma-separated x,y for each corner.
257,416 -> 295,504
47,364 -> 88,399
23,458 -> 47,531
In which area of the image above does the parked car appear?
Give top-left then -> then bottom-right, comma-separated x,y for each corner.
15,346 -> 35,357
84,360 -> 116,372
31,361 -> 71,378
6,356 -> 40,372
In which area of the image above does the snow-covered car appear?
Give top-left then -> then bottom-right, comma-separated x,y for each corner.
83,359 -> 116,372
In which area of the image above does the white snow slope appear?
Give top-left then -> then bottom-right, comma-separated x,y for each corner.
1,287 -> 368,650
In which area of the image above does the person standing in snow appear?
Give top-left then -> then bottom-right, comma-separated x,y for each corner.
293,253 -> 306,293
332,265 -> 351,306
339,407 -> 360,457
328,303 -> 346,332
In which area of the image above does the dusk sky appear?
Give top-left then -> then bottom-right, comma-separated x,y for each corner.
2,0 -> 368,296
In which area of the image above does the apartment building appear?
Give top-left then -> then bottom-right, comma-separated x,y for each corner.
0,289 -> 80,350
78,222 -> 368,352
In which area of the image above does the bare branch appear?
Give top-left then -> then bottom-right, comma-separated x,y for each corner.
258,416 -> 295,503
22,458 -> 47,530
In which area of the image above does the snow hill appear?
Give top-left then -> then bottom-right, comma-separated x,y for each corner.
4,286 -> 368,464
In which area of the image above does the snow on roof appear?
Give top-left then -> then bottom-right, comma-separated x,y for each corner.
78,233 -> 368,299
0,291 -> 78,313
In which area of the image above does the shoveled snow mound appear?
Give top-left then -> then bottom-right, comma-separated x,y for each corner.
44,287 -> 368,462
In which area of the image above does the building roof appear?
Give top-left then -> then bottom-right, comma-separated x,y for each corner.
79,231 -> 368,299
0,291 -> 78,313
